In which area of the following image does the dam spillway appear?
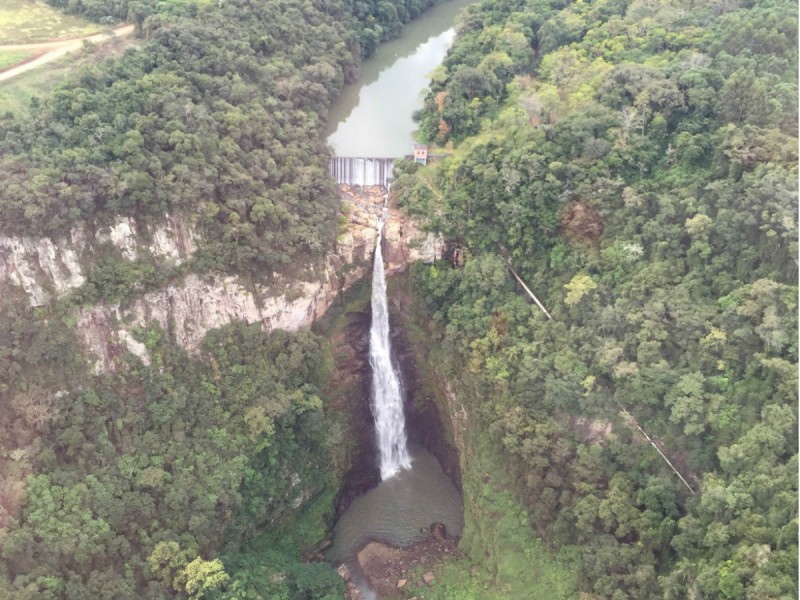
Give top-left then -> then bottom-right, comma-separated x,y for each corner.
330,157 -> 395,187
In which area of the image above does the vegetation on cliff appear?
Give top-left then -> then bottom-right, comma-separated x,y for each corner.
397,0 -> 798,597
0,0 -> 796,597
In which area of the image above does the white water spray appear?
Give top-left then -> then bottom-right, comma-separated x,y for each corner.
369,204 -> 412,480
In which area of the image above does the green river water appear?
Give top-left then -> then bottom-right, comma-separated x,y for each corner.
325,0 -> 475,157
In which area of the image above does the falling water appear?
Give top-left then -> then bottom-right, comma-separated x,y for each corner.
370,209 -> 412,480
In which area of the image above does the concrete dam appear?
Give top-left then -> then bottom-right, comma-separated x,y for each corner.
329,157 -> 395,187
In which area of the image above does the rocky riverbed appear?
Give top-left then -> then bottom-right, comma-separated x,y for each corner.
339,531 -> 459,599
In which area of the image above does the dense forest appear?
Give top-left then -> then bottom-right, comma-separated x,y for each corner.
395,0 -> 798,597
0,0 -> 797,597
2,322 -> 343,599
0,0 -> 439,276
0,0 -> 443,598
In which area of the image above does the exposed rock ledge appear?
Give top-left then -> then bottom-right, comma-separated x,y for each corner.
0,214 -> 198,307
77,260 -> 370,374
0,185 -> 439,374
347,536 -> 457,600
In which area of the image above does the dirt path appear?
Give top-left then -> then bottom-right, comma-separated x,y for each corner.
0,24 -> 133,82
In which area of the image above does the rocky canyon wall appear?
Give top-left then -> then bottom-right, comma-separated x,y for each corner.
0,214 -> 198,307
0,185 -> 439,374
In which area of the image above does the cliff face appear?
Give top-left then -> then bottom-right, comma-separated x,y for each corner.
0,215 -> 198,307
338,183 -> 443,275
0,186 -> 436,374
75,260 -> 373,374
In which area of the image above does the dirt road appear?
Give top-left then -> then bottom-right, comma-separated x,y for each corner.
0,24 -> 134,83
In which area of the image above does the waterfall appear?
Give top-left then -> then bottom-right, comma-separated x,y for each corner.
369,213 -> 412,480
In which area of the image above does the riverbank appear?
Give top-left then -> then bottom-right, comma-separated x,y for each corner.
342,535 -> 459,600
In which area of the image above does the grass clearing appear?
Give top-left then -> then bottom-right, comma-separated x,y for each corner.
0,48 -> 32,69
0,53 -> 69,114
0,36 -> 138,116
0,0 -> 101,44
425,425 -> 579,600
397,380 -> 581,600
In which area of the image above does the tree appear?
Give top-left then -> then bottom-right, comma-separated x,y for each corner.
182,558 -> 230,599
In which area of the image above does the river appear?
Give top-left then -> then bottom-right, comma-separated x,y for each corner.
325,0 -> 475,157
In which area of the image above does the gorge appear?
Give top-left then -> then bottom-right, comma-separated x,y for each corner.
0,0 -> 796,597
321,4 -> 473,594
0,0 -> 467,598
323,208 -> 464,599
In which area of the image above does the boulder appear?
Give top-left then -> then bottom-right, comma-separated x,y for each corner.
423,571 -> 435,586
346,581 -> 361,600
430,522 -> 447,541
397,579 -> 407,588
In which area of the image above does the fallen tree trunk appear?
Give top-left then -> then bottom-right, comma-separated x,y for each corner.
620,408 -> 696,495
506,261 -> 552,320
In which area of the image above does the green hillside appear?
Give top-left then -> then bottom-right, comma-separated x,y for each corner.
396,0 -> 798,597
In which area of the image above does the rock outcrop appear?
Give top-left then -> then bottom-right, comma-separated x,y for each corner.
352,538 -> 456,599
77,263 -> 373,374
339,184 -> 443,274
0,214 -> 197,307
383,214 -> 443,274
430,522 -> 447,541
0,184 -> 433,374
0,231 -> 87,307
